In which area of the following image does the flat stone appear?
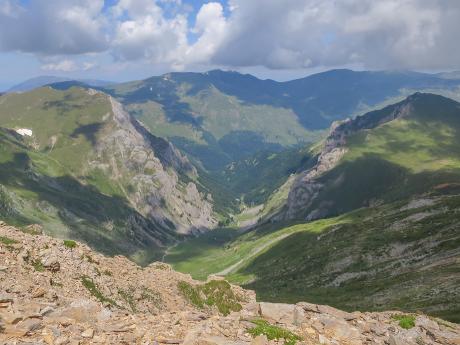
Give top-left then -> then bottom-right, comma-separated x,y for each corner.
0,293 -> 14,303
81,328 -> 95,338
32,288 -> 46,298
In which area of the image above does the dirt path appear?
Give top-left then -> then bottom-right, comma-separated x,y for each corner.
215,232 -> 293,276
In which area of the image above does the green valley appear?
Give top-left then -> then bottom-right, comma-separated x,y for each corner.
165,93 -> 460,323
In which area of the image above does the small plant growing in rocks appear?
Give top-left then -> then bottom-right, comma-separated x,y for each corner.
63,240 -> 77,249
392,314 -> 416,329
178,280 -> 242,316
102,269 -> 113,276
0,236 -> 17,245
31,259 -> 45,272
81,276 -> 117,307
178,281 -> 204,308
248,319 -> 302,345
0,235 -> 17,251
141,287 -> 163,309
118,288 -> 137,312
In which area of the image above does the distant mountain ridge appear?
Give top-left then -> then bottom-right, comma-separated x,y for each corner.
105,69 -> 460,169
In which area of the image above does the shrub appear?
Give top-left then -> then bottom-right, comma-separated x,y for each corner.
392,314 -> 416,329
63,240 -> 77,249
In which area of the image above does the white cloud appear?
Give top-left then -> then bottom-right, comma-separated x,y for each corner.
210,0 -> 460,70
185,2 -> 228,65
41,59 -> 97,72
41,60 -> 78,72
0,0 -> 107,55
111,0 -> 188,67
1,0 -> 460,72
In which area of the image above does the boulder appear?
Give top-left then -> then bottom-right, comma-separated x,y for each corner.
42,255 -> 60,272
259,302 -> 295,324
321,317 -> 363,345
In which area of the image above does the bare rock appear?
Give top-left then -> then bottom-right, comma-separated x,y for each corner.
259,302 -> 295,324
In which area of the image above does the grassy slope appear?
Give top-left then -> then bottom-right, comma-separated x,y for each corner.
239,193 -> 460,322
0,88 -> 175,263
0,87 -> 112,172
166,94 -> 460,322
301,94 -> 460,219
167,193 -> 460,322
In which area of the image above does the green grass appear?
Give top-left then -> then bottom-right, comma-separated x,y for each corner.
248,319 -> 301,345
0,236 -> 17,245
178,281 -> 204,308
178,280 -> 242,315
31,259 -> 45,272
81,276 -> 118,307
63,240 -> 77,249
0,87 -> 112,173
166,217 -> 343,280
392,314 -> 416,329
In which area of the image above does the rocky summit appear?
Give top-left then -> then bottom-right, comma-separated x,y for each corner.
1,223 -> 459,345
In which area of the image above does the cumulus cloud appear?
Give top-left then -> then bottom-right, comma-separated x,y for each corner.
111,0 -> 188,68
210,0 -> 460,70
185,2 -> 228,64
1,0 -> 460,72
0,0 -> 107,55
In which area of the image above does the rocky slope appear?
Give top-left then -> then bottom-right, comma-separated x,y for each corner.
1,223 -> 459,345
0,87 -> 215,263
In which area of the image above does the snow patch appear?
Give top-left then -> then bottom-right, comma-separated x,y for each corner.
16,128 -> 33,137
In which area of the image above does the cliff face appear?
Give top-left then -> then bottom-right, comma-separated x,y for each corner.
1,224 -> 459,345
94,97 -> 216,234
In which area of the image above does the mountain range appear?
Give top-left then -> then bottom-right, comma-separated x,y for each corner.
1,69 -> 460,323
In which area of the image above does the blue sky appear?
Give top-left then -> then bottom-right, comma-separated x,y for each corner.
1,0 -> 459,91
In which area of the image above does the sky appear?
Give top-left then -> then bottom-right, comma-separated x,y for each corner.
1,0 -> 460,90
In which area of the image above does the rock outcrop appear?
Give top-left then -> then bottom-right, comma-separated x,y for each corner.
94,97 -> 216,234
1,224 -> 459,345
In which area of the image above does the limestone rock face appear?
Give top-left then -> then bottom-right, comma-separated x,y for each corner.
1,224 -> 459,345
93,97 -> 217,234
